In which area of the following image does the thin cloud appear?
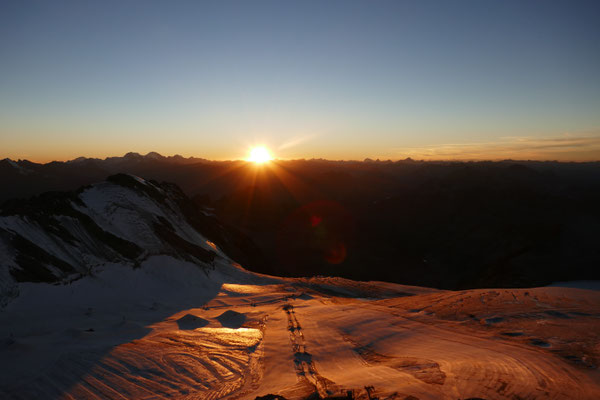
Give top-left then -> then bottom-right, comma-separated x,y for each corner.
396,134 -> 600,161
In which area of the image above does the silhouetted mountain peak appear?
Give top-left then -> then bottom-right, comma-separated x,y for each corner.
124,152 -> 143,159
145,151 -> 164,160
0,158 -> 34,175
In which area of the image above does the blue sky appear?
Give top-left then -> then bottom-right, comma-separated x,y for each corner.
1,0 -> 599,161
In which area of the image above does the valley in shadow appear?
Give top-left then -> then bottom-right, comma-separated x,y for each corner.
3,154 -> 598,290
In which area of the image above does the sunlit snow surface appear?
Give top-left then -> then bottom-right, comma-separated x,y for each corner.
1,257 -> 599,399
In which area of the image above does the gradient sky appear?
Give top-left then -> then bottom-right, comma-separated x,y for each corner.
1,0 -> 599,162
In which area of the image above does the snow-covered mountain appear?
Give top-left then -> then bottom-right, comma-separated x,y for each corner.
0,173 -> 246,307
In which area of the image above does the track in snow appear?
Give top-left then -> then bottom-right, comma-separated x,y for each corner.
283,304 -> 339,398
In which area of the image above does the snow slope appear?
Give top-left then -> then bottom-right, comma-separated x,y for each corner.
1,264 -> 599,399
1,176 -> 599,399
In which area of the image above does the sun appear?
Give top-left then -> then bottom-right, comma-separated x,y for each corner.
247,146 -> 273,163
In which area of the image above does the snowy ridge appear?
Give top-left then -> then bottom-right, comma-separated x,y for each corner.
0,174 -> 229,305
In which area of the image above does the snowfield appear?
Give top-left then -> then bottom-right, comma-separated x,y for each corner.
1,175 -> 599,399
1,255 -> 599,399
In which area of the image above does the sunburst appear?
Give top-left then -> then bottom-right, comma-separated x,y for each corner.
247,146 -> 273,163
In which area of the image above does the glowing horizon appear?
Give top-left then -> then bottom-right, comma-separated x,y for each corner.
3,131 -> 600,164
1,2 -> 599,163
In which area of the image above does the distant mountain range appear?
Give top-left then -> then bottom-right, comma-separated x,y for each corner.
0,152 -> 212,202
1,153 -> 599,291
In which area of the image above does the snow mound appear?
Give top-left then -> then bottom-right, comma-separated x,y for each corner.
216,310 -> 247,328
176,314 -> 209,330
